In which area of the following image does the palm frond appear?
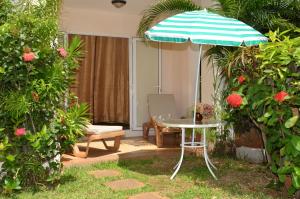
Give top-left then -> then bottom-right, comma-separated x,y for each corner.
213,0 -> 242,18
137,0 -> 201,38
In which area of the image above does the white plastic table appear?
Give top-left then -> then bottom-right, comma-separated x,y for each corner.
159,118 -> 223,180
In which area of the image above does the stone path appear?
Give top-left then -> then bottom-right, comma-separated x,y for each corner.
89,169 -> 121,178
128,192 -> 169,199
90,169 -> 168,198
105,179 -> 145,191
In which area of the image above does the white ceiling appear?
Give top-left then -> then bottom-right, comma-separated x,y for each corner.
62,0 -> 161,15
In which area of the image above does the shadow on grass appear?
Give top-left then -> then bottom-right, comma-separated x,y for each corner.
59,174 -> 77,185
117,150 -> 283,199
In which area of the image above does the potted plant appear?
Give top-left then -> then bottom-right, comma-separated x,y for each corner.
186,103 -> 216,156
233,116 -> 266,164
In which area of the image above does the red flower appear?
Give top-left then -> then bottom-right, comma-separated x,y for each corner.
15,128 -> 26,137
57,48 -> 68,58
23,52 -> 36,62
274,91 -> 288,103
238,75 -> 246,84
226,93 -> 243,108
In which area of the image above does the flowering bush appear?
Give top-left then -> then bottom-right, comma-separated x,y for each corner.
0,0 -> 89,193
222,29 -> 300,194
196,103 -> 214,119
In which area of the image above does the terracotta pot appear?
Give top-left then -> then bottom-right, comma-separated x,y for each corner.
295,190 -> 300,199
235,127 -> 264,148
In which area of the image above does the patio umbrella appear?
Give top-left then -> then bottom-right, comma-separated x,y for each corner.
145,9 -> 268,126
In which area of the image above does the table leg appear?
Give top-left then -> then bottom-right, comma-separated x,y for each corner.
207,155 -> 217,170
203,128 -> 218,180
173,162 -> 179,170
170,127 -> 185,180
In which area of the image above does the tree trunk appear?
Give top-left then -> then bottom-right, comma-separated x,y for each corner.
249,116 -> 272,164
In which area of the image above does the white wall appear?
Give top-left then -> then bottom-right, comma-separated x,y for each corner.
60,7 -> 140,38
60,2 -> 215,119
161,43 -> 214,117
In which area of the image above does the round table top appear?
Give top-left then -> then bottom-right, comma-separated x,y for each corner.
159,118 -> 224,128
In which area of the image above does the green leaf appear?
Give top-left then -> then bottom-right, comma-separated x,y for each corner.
0,143 -> 4,150
263,69 -> 273,73
264,111 -> 273,118
0,67 -> 4,74
47,139 -> 53,146
4,178 -> 21,191
280,147 -> 285,156
291,136 -> 300,151
279,174 -> 286,183
285,116 -> 299,128
257,116 -> 266,122
278,166 -> 292,174
295,167 -> 300,176
271,164 -> 277,173
292,173 -> 300,189
6,154 -> 15,162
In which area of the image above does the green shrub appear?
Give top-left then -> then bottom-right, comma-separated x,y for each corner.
0,0 -> 89,193
224,29 -> 300,194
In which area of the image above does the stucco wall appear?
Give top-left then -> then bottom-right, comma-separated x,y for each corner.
60,2 -> 215,118
60,7 -> 140,38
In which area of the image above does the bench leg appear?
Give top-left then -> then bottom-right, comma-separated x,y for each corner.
156,132 -> 163,148
143,123 -> 149,139
102,136 -> 121,152
73,143 -> 89,158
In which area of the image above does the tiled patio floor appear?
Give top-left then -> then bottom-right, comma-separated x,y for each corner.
62,135 -> 180,167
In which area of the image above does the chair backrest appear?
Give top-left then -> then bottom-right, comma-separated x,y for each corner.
148,94 -> 178,120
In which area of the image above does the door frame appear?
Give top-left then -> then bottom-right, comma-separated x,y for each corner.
130,38 -> 162,131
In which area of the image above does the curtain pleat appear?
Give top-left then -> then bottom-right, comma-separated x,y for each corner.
93,37 -> 129,124
69,34 -> 96,120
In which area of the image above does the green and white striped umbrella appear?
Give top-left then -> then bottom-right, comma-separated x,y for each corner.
145,9 -> 268,180
145,9 -> 268,46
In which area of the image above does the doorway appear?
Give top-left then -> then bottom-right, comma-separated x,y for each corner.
69,34 -> 130,129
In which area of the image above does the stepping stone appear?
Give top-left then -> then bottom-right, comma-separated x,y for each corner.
105,179 -> 144,191
89,169 -> 121,178
129,192 -> 169,199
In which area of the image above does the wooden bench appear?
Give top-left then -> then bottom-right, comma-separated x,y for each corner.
73,125 -> 125,158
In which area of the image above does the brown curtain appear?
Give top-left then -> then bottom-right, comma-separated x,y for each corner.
70,35 -> 129,124
69,35 -> 97,120
93,37 -> 129,124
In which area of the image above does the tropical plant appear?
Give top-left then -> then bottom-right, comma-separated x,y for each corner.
0,0 -> 89,193
223,29 -> 300,194
214,0 -> 300,33
137,0 -> 300,38
137,0 -> 201,38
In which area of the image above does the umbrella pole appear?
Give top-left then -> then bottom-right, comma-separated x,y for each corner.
192,45 -> 203,143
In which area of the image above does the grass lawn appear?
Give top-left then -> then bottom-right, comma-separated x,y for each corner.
1,155 -> 284,199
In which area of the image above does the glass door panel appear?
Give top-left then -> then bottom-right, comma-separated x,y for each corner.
132,39 -> 160,130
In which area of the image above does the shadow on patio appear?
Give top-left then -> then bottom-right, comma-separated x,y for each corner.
62,135 -> 180,168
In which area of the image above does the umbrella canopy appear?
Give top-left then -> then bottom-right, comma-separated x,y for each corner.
145,9 -> 268,46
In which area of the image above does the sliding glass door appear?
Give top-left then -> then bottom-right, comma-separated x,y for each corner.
131,38 -> 161,130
